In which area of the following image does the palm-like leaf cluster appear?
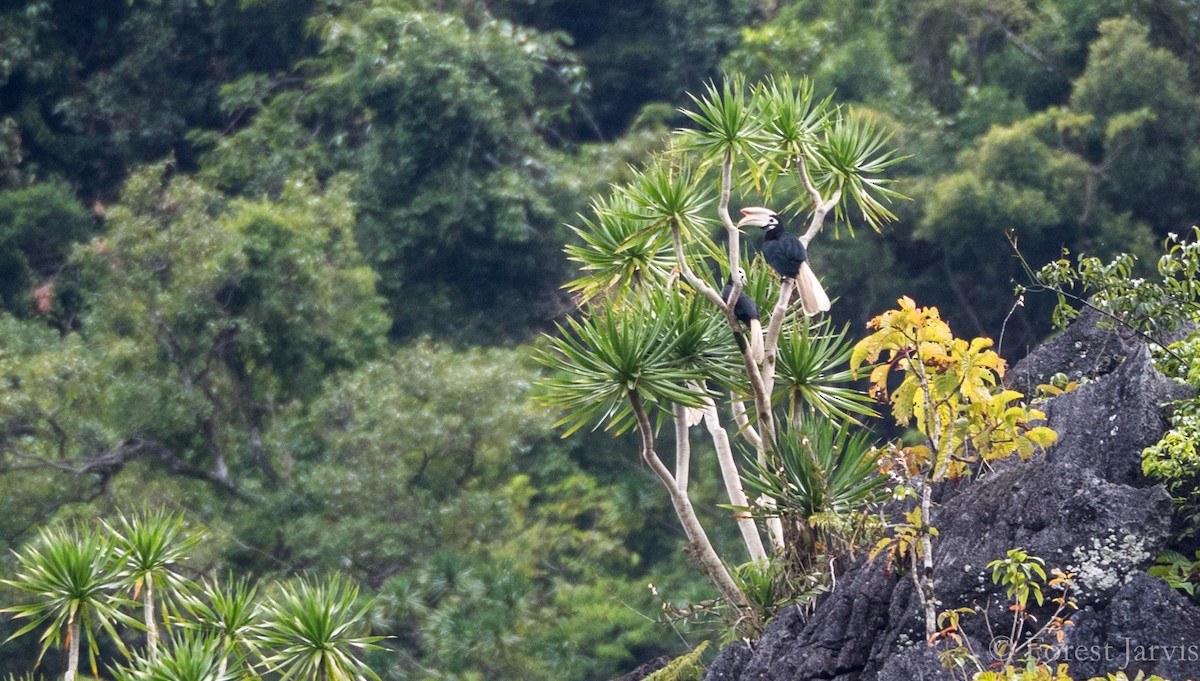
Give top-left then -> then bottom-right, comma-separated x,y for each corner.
756,75 -> 833,199
0,524 -> 138,678
564,160 -> 719,305
732,557 -> 824,624
676,75 -> 766,169
618,158 -> 718,245
759,76 -> 832,158
112,632 -> 229,681
775,319 -> 879,423
812,115 -> 906,232
746,418 -> 885,520
255,575 -> 386,681
536,295 -> 714,436
105,511 -> 203,656
653,286 -> 744,390
564,194 -> 676,303
1,518 -> 386,681
183,576 -> 262,677
743,417 -> 886,572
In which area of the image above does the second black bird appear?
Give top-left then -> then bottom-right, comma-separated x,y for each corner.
721,267 -> 763,362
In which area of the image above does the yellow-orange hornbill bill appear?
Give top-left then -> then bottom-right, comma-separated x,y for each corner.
721,267 -> 763,362
736,207 -> 831,317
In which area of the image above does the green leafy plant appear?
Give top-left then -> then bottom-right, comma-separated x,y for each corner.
538,74 -> 905,633
564,193 -> 677,303
743,416 -> 886,575
1028,228 -> 1200,338
775,319 -> 879,424
971,668 -> 1174,681
110,630 -> 228,681
675,75 -> 767,171
536,295 -> 713,438
853,298 -> 1057,639
973,666 -> 1072,680
104,510 -> 203,659
1147,550 -> 1200,602
968,667 -> 1174,681
0,523 -> 139,681
990,548 -> 1047,608
1142,398 -> 1200,538
253,575 -> 387,681
730,557 -> 824,628
1,515 -> 387,681
932,550 -> 1076,681
182,576 -> 263,678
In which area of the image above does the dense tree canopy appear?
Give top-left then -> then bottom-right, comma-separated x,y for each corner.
3,0 -> 1200,679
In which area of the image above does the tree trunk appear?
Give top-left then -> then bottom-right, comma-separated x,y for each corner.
65,615 -> 79,681
918,482 -> 938,641
674,404 -> 692,492
630,392 -> 752,621
144,577 -> 158,660
700,402 -> 768,563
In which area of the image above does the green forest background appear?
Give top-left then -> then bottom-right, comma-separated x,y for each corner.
1,0 -> 1199,679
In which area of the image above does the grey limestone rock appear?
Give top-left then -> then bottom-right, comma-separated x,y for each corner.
698,311 -> 1200,681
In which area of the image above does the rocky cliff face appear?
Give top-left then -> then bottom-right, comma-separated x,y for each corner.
701,309 -> 1200,681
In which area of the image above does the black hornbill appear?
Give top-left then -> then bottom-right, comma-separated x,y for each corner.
736,207 -> 830,316
721,267 -> 763,362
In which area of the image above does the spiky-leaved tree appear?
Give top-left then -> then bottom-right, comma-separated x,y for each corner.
184,576 -> 263,679
254,575 -> 386,681
0,524 -> 139,681
104,510 -> 203,661
537,75 -> 904,629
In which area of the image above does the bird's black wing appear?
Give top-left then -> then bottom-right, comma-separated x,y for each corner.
733,292 -> 759,324
764,232 -> 808,278
721,283 -> 760,324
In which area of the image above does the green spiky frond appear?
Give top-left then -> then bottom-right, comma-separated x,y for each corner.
809,112 -> 907,233
744,417 -> 886,521
755,75 -> 834,198
674,75 -> 767,171
775,319 -> 879,423
110,631 -> 229,681
535,288 -> 716,437
618,156 -> 719,248
253,575 -> 385,681
0,524 -> 140,675
564,192 -> 677,304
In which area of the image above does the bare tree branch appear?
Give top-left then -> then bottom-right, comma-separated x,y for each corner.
700,400 -> 768,562
629,391 -> 752,617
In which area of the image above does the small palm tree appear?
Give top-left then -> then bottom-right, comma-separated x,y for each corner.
744,416 -> 887,573
775,318 -> 879,424
539,74 -> 904,633
110,630 -> 228,681
1,523 -> 139,681
183,575 -> 262,679
104,510 -> 202,660
253,575 -> 386,681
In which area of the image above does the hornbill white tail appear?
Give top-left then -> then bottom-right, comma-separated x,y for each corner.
736,207 -> 830,316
